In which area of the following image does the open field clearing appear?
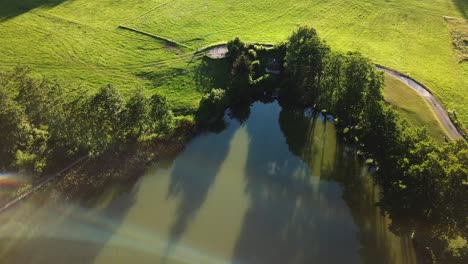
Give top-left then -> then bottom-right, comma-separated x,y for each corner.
0,0 -> 466,126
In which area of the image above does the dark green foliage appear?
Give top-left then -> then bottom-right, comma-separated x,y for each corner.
247,49 -> 257,61
14,69 -> 65,128
223,37 -> 285,106
277,26 -> 468,262
319,53 -> 346,110
120,90 -> 150,139
0,67 -> 176,174
228,53 -> 253,104
196,88 -> 228,123
230,103 -> 251,124
226,37 -> 245,60
86,85 -> 126,155
0,86 -> 23,170
0,67 -> 62,173
15,124 -> 49,174
149,93 -> 174,135
334,53 -> 382,127
283,26 -> 330,104
358,102 -> 403,165
250,60 -> 261,80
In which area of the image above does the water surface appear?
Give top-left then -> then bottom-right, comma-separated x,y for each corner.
0,102 -> 417,264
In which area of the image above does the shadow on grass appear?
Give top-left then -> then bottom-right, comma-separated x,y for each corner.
136,68 -> 187,89
0,0 -> 69,21
136,56 -> 230,95
452,0 -> 468,18
194,57 -> 231,93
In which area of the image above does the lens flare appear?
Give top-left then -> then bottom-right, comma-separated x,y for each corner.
0,173 -> 26,190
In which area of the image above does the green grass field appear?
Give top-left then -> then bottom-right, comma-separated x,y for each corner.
0,0 -> 466,126
383,73 -> 450,141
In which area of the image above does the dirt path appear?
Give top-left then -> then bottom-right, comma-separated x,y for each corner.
376,65 -> 462,139
202,44 -> 463,139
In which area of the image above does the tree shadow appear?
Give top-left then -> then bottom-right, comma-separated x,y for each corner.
161,113 -> 238,262
452,0 -> 468,18
0,141 -> 175,263
230,102 -> 418,263
341,168 -> 421,264
136,68 -> 187,90
231,103 -> 357,263
194,57 -> 231,93
0,0 -> 70,21
0,238 -> 113,264
0,173 -> 140,264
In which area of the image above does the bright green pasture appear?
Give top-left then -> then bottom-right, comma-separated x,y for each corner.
383,73 -> 450,141
0,0 -> 466,125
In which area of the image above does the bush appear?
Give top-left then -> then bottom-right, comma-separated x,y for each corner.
251,74 -> 276,97
250,60 -> 261,80
196,88 -> 228,123
227,37 -> 245,60
248,49 -> 257,60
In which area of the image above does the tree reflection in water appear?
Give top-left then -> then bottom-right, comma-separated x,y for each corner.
231,102 -> 418,264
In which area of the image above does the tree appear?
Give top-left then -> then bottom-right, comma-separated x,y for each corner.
227,37 -> 245,60
284,26 -> 330,104
359,102 -> 403,165
120,90 -> 150,139
86,85 -> 125,155
196,88 -> 227,123
334,52 -> 374,127
228,53 -> 252,104
149,93 -> 174,135
0,88 -> 23,170
15,123 -> 49,174
15,71 -> 64,128
320,53 -> 346,111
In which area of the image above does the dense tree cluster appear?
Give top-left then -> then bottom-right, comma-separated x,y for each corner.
0,67 -> 176,175
219,27 -> 468,262
224,40 -> 281,107
283,27 -> 468,262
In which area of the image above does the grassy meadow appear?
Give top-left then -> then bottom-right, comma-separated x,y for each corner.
0,0 -> 466,126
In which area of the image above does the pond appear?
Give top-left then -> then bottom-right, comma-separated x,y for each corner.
0,101 -> 418,264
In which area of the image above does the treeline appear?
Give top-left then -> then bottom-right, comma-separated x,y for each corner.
281,28 -> 468,262
0,67 -> 190,175
203,27 -> 468,262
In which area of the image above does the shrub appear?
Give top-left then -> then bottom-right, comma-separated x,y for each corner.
229,54 -> 253,104
196,88 -> 228,123
248,49 -> 257,60
227,37 -> 245,60
250,60 -> 261,80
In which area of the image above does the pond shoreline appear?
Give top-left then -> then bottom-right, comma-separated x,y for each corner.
200,44 -> 466,140
0,126 -> 197,213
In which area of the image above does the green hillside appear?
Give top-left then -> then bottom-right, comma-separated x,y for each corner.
0,0 -> 466,125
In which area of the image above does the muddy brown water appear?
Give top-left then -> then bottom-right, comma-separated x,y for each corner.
0,102 -> 418,264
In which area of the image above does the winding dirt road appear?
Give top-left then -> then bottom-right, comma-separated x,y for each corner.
202,45 -> 463,139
